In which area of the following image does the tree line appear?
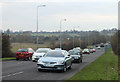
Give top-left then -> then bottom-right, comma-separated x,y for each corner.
2,30 -> 112,57
111,30 -> 120,56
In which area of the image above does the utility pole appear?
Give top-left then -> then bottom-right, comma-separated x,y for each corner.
36,5 -> 46,49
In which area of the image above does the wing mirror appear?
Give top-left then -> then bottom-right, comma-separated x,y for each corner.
68,55 -> 70,56
65,56 -> 69,59
65,55 -> 70,59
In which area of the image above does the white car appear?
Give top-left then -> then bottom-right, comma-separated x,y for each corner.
32,48 -> 51,62
97,46 -> 101,49
73,47 -> 82,53
55,48 -> 62,50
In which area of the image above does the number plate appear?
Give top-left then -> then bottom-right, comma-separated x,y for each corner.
72,58 -> 74,60
75,57 -> 78,59
19,54 -> 24,56
45,64 -> 54,67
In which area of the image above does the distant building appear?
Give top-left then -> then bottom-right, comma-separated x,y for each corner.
23,31 -> 32,34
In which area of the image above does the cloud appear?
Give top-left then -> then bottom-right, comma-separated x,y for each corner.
1,1 -> 118,31
0,0 -> 119,2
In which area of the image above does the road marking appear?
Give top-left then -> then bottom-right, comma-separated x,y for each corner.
0,71 -> 24,78
12,72 -> 23,75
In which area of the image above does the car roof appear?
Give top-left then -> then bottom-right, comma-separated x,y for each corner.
47,50 -> 67,53
37,48 -> 51,50
55,48 -> 62,50
19,48 -> 28,50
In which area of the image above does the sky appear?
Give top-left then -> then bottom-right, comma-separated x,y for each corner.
0,0 -> 119,32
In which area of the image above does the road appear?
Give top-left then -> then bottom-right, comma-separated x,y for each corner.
2,47 -> 104,80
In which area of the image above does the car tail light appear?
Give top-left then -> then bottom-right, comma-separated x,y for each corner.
16,53 -> 19,55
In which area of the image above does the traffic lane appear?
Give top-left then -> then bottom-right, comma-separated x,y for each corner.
2,60 -> 36,76
2,47 -> 104,80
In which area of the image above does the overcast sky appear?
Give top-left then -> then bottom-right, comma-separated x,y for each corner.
0,0 -> 119,32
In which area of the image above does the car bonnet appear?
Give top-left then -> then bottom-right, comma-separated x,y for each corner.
39,57 -> 64,62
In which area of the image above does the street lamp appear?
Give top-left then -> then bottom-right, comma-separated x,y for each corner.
73,27 -> 75,48
36,5 -> 46,49
73,26 -> 79,48
60,19 -> 66,49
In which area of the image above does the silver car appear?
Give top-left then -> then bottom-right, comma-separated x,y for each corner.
37,50 -> 72,72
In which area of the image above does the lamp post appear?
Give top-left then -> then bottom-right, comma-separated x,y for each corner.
36,5 -> 46,49
60,19 -> 66,49
73,27 -> 75,48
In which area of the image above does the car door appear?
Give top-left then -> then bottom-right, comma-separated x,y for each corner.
29,48 -> 34,57
65,51 -> 71,67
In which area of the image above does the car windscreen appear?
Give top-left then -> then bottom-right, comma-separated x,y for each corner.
89,49 -> 93,51
36,50 -> 48,53
45,51 -> 64,57
84,49 -> 88,51
69,51 -> 80,55
17,49 -> 27,52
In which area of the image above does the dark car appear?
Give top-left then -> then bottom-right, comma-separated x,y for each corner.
89,49 -> 93,53
16,48 -> 34,60
96,45 -> 98,47
69,50 -> 83,63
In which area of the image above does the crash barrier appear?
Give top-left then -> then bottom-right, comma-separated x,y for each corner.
104,43 -> 111,53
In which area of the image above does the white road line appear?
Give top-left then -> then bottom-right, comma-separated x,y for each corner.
12,72 -> 23,75
0,71 -> 24,78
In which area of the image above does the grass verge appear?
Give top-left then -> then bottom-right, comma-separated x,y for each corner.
68,48 -> 118,80
0,57 -> 16,61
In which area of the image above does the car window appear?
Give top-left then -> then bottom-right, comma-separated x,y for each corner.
36,50 -> 48,53
84,49 -> 88,51
69,51 -> 80,55
29,49 -> 34,53
45,51 -> 65,57
17,49 -> 27,52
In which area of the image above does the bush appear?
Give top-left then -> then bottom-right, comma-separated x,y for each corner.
53,39 -> 85,51
111,30 -> 120,56
2,33 -> 13,58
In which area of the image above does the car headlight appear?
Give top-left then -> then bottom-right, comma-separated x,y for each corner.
39,61 -> 43,64
38,60 -> 43,64
57,60 -> 64,64
32,57 -> 34,59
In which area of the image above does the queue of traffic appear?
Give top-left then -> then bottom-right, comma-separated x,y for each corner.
15,44 -> 103,72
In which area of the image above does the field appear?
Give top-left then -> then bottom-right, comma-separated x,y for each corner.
11,42 -> 50,54
68,48 -> 118,80
31,33 -> 80,37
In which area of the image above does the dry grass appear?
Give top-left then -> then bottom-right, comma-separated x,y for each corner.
11,42 -> 50,53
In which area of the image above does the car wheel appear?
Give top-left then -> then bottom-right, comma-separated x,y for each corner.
38,69 -> 42,72
80,60 -> 82,63
68,63 -> 72,69
33,60 -> 36,62
63,65 -> 67,72
77,59 -> 80,63
16,58 -> 19,60
27,56 -> 31,61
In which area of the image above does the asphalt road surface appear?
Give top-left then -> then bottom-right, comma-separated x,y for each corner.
2,47 -> 104,80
